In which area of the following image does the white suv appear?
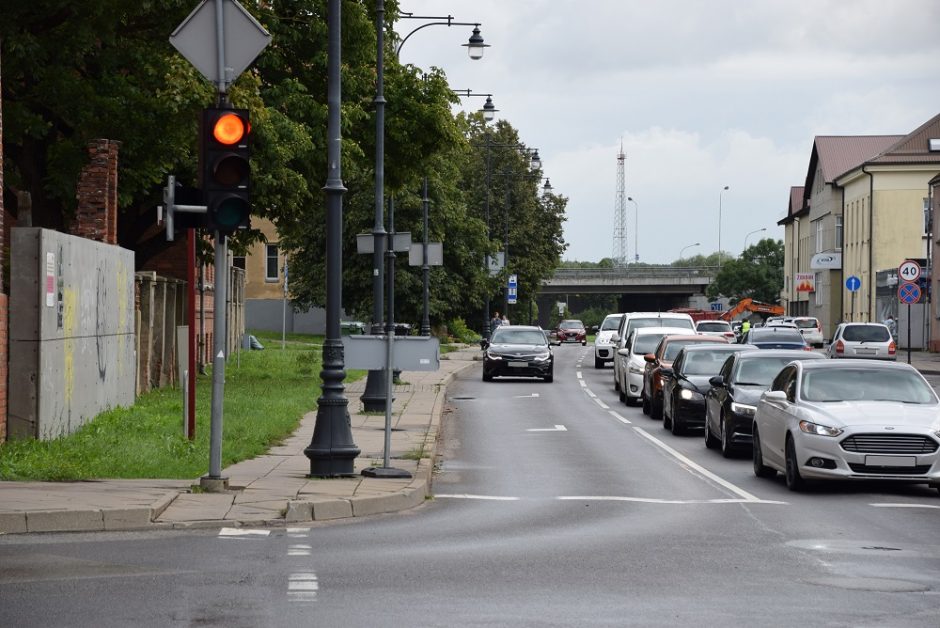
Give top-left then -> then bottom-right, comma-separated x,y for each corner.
594,313 -> 624,369
612,312 -> 695,395
791,316 -> 823,347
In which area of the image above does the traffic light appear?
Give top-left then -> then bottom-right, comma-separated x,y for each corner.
201,107 -> 251,234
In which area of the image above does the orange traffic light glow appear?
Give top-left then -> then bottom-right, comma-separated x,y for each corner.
213,113 -> 246,145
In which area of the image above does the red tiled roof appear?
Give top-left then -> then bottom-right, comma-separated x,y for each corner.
814,135 -> 901,183
778,186 -> 805,225
868,112 -> 940,167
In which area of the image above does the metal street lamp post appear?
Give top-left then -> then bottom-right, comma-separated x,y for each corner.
452,89 -> 498,121
362,5 -> 486,412
627,196 -> 639,262
718,185 -> 729,267
304,0 -> 360,477
744,227 -> 767,251
680,242 -> 700,261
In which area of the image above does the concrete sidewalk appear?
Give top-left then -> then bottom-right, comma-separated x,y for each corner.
0,347 -> 481,535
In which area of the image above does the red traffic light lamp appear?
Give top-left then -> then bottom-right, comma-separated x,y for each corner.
202,108 -> 251,234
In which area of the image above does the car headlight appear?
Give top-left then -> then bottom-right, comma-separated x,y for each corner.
532,353 -> 550,362
680,388 -> 702,400
798,420 -> 842,437
485,352 -> 503,360
730,401 -> 757,417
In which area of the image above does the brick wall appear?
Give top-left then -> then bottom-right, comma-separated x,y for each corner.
71,139 -> 120,244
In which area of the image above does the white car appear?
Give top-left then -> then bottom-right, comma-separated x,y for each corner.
827,322 -> 896,360
752,359 -> 940,493
790,316 -> 824,347
695,320 -> 736,342
612,312 -> 695,395
594,313 -> 624,369
617,327 -> 692,406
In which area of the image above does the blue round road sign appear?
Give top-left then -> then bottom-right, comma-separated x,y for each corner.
898,281 -> 921,304
845,275 -> 861,292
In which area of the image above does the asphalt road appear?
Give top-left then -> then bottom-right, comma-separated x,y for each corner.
1,345 -> 939,627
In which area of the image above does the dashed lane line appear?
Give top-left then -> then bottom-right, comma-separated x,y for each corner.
435,494 -> 521,501
870,503 -> 940,509
608,410 -> 631,425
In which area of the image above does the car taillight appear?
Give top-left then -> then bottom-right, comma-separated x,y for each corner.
889,341 -> 896,355
835,340 -> 844,354
804,345 -> 815,351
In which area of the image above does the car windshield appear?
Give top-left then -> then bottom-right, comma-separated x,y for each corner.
681,350 -> 738,375
559,320 -> 584,330
629,317 -> 694,334
842,325 -> 891,342
491,330 -> 548,345
794,319 -> 818,329
734,357 -> 802,386
801,368 -> 937,404
633,333 -> 666,355
600,316 -> 623,331
697,322 -> 730,332
663,339 -> 705,360
751,330 -> 804,343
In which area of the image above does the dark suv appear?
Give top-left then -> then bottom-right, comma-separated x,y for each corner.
482,325 -> 554,382
554,319 -> 587,345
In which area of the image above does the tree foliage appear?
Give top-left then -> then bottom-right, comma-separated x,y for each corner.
705,238 -> 784,304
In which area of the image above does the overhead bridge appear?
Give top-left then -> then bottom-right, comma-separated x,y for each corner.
534,267 -> 718,325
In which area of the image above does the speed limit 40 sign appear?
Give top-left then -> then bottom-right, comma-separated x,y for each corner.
898,259 -> 921,283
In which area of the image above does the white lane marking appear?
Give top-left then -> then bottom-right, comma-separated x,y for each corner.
576,372 -> 583,379
579,380 -> 587,388
594,398 -> 610,410
287,527 -> 308,537
632,427 -> 762,502
219,528 -> 270,537
585,389 -> 597,398
608,410 -> 631,425
435,494 -> 521,501
527,425 -> 568,432
288,572 -> 319,602
871,503 -> 940,510
558,496 -> 787,505
513,393 -> 540,398
288,544 -> 313,556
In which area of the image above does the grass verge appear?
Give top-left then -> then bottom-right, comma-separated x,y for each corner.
0,330 -> 365,481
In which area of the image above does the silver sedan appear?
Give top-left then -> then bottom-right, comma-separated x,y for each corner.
752,359 -> 940,492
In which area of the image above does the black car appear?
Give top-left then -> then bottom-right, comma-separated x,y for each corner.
661,344 -> 756,435
482,325 -> 554,382
740,327 -> 811,350
704,350 -> 826,457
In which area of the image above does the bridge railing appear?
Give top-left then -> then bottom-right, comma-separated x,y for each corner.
548,267 -> 718,281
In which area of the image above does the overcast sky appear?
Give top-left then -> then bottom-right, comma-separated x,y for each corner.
397,0 -> 940,264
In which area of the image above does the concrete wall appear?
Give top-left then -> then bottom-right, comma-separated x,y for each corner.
9,228 -> 135,440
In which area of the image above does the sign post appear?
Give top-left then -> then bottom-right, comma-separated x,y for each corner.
845,275 -> 861,321
898,261 -> 922,365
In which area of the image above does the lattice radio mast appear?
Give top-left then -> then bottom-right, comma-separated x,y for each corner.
613,142 -> 628,266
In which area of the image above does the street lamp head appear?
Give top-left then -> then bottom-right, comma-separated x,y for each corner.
529,149 -> 542,171
627,196 -> 634,202
462,25 -> 489,60
723,185 -> 729,191
481,96 -> 497,121
542,179 -> 553,195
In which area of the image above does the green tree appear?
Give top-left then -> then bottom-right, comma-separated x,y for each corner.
706,238 -> 784,304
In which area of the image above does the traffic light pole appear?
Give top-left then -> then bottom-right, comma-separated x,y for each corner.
207,233 -> 228,484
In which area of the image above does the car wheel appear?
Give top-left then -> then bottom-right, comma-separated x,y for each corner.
642,393 -> 651,415
614,375 -> 621,392
625,394 -> 637,407
482,370 -> 492,382
752,428 -> 776,479
785,436 -> 806,491
543,372 -> 554,383
720,414 -> 735,458
704,414 -> 720,449
662,397 -> 672,430
651,394 -> 663,421
595,357 -> 603,369
670,395 -> 684,435
582,340 -> 587,346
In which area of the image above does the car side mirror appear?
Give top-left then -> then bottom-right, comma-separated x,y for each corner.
644,353 -> 656,364
617,348 -> 631,357
660,367 -> 674,378
762,390 -> 787,402
709,375 -> 724,387
480,339 -> 489,350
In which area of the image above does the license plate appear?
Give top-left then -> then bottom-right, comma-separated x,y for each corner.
508,361 -> 528,368
855,349 -> 875,355
865,455 -> 915,467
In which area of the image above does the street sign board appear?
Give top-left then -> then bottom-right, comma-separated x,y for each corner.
488,252 -> 504,276
709,302 -> 723,311
408,243 -> 443,266
342,335 -> 440,371
898,281 -> 921,304
508,274 -> 517,288
170,0 -> 271,88
845,275 -> 861,292
898,259 -> 921,283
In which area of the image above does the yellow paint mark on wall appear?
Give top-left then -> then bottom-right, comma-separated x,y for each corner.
63,288 -> 78,404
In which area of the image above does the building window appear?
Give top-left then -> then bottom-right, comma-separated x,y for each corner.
233,256 -> 246,271
835,215 -> 843,250
265,244 -> 279,282
814,218 -> 824,253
